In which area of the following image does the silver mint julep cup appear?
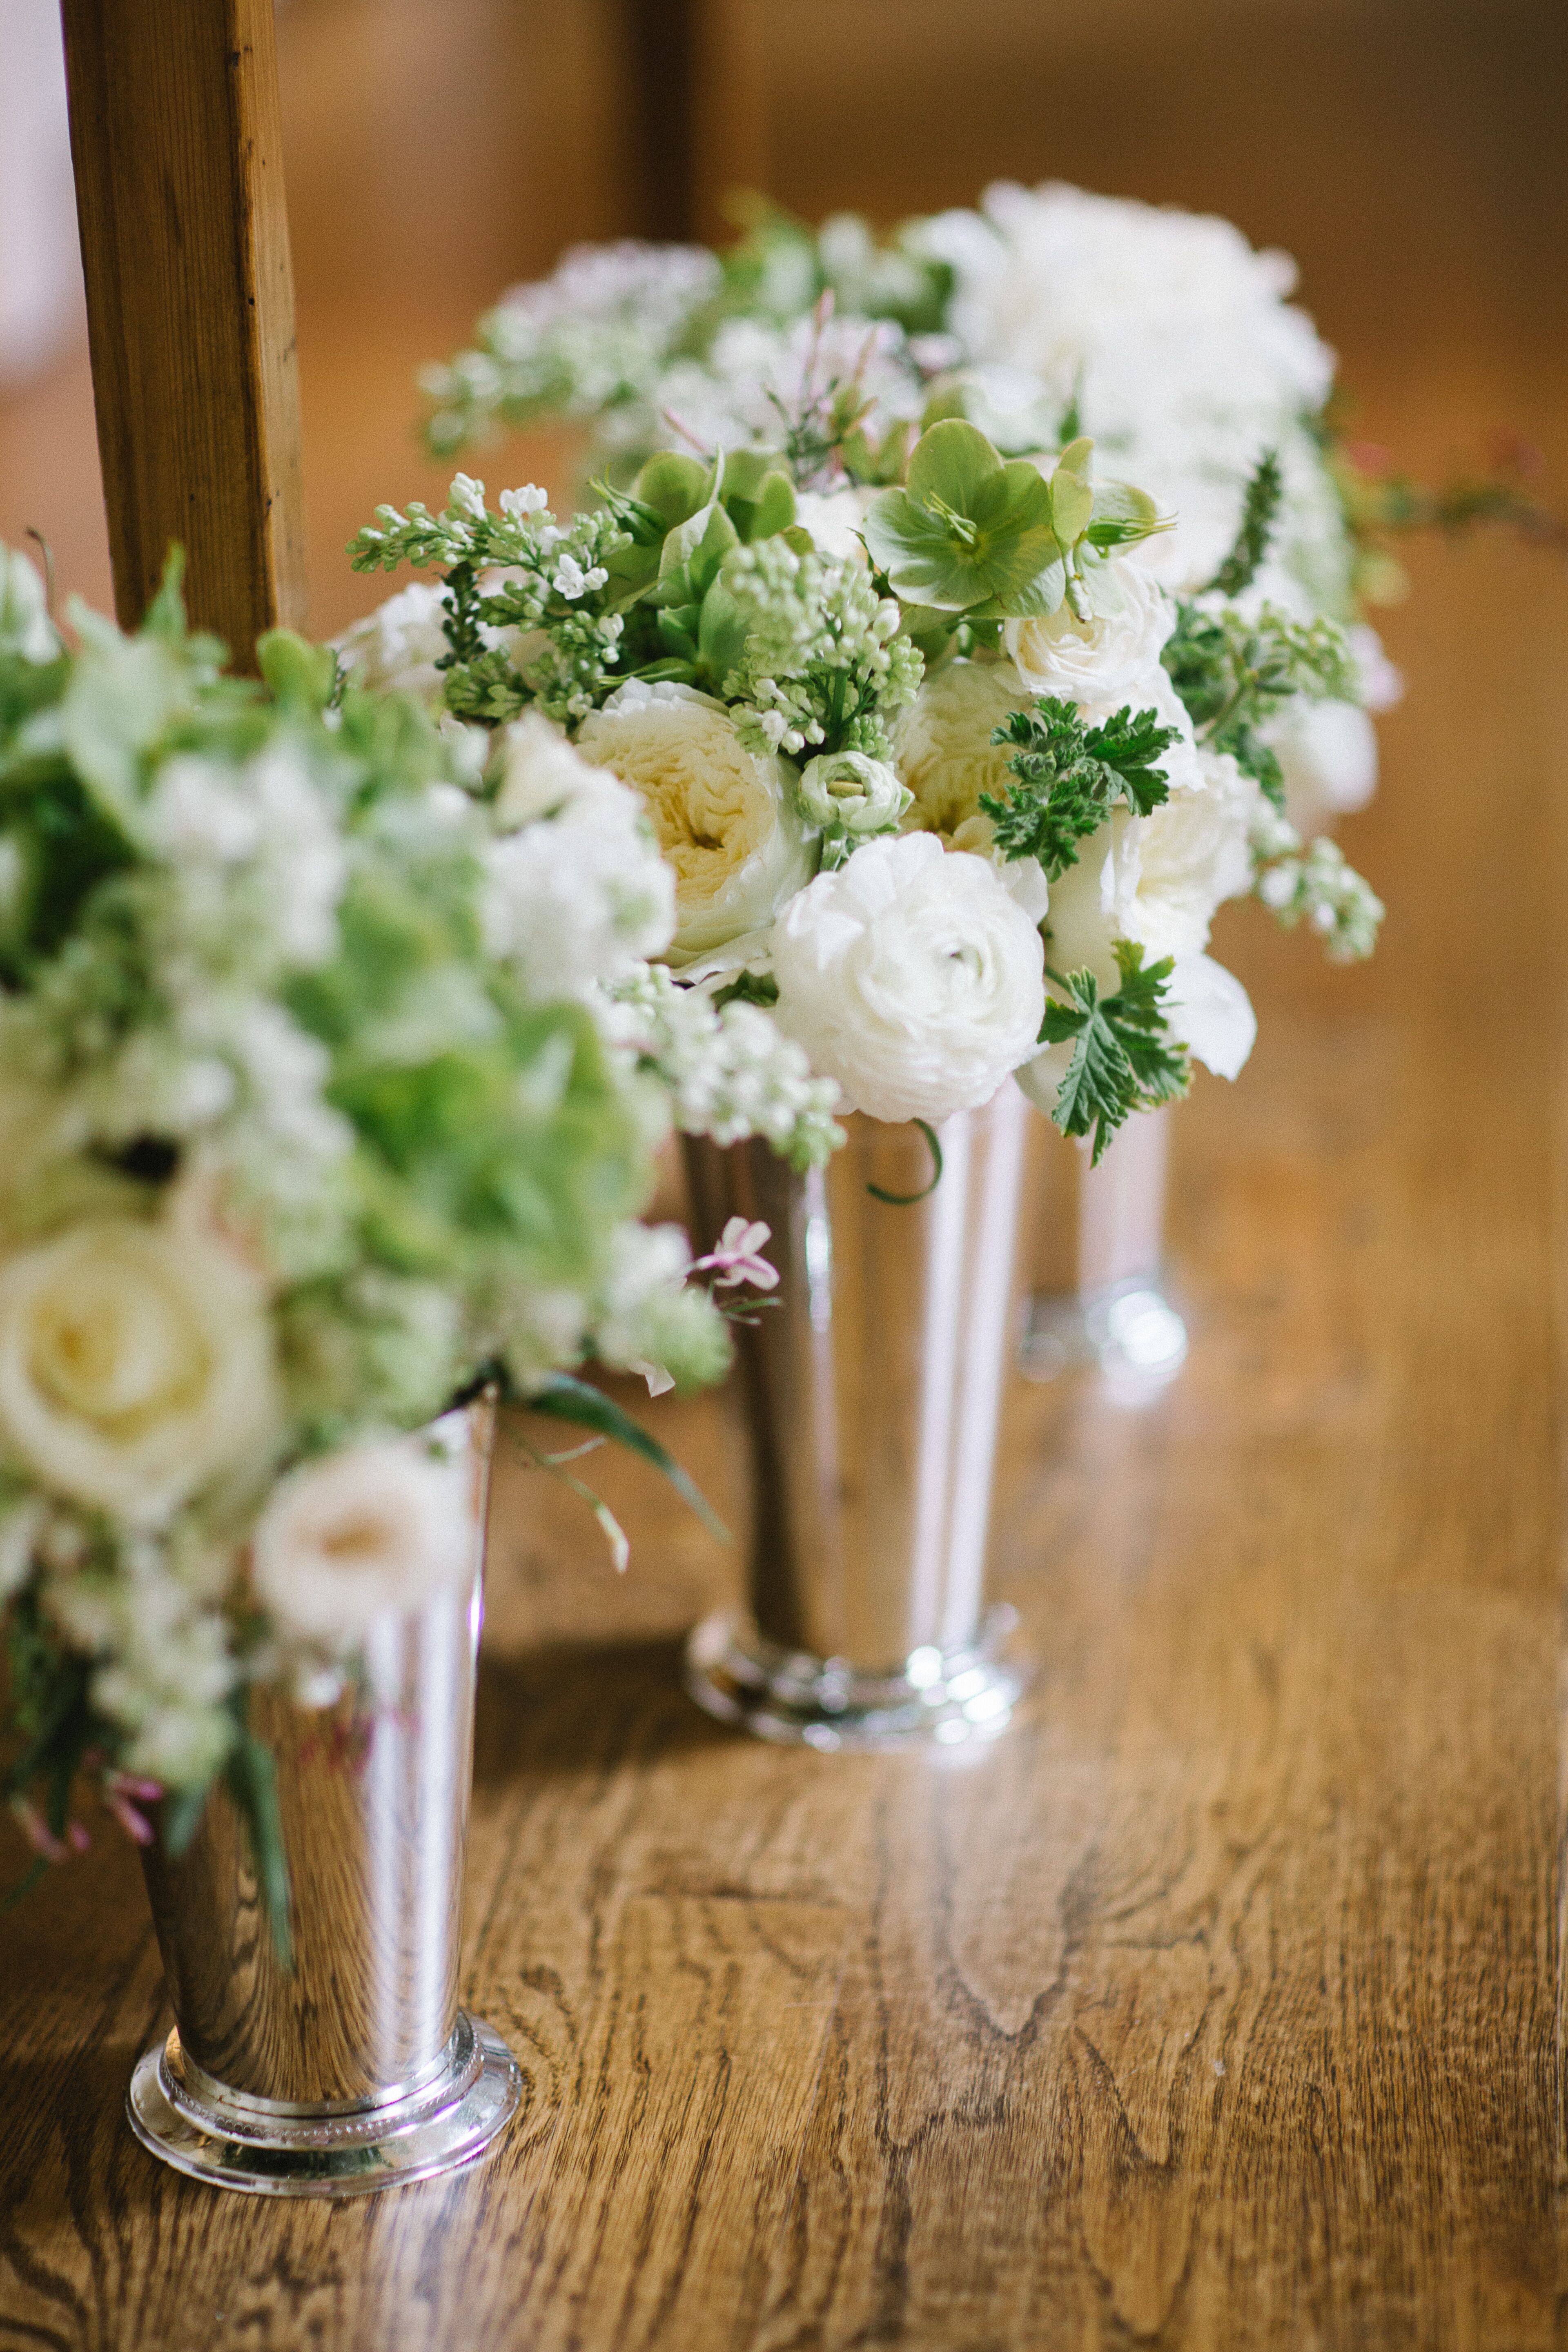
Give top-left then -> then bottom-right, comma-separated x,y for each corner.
127,1396 -> 521,2196
684,1080 -> 1032,1749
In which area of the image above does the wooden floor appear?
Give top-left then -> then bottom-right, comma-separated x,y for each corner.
2,5 -> 1568,2345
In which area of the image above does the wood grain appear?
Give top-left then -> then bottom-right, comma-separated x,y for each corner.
59,0 -> 307,657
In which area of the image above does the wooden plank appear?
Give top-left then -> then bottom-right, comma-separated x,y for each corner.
59,0 -> 306,659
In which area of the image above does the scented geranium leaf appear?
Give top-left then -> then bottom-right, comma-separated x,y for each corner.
982,697 -> 1178,879
1040,944 -> 1190,1163
1084,706 -> 1179,814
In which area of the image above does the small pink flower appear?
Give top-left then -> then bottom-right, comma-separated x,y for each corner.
691,1218 -> 778,1292
107,1768 -> 164,1804
104,1791 -> 154,1847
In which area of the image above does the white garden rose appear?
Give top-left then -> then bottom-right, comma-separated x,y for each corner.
0,1219 -> 281,1526
1044,746 -> 1261,982
769,833 -> 1046,1124
251,1420 -> 481,1648
575,682 -> 814,967
893,657 -> 1028,845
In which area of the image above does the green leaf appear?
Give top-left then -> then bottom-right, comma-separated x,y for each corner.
862,421 -> 1062,617
257,630 -> 337,714
981,697 -> 1178,879
1039,943 -> 1190,1164
1203,450 -> 1283,597
525,1372 -> 729,1544
160,1781 -> 211,1859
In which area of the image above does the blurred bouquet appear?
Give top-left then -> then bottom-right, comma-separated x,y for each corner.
351,398 -> 1381,1160
418,182 -> 1413,838
0,541 -> 830,1902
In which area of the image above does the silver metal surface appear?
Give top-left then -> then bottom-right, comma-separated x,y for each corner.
684,1084 -> 1032,1746
1018,1105 -> 1188,1394
129,1398 -> 522,2196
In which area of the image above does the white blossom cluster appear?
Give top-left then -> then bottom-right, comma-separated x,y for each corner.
911,183 -> 1344,607
722,537 -> 922,760
1250,806 -> 1386,961
598,963 -> 844,1171
421,241 -> 723,456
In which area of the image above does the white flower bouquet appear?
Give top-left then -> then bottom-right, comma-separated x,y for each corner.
0,540 -> 829,1919
350,404 -> 1381,1168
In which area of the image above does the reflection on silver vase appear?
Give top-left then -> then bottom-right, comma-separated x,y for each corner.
684,1082 -> 1031,1749
1018,1105 -> 1187,1393
127,1398 -> 521,2198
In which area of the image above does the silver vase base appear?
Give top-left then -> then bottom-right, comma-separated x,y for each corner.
127,2010 -> 522,2198
1020,1275 -> 1188,1394
686,1606 -> 1029,1751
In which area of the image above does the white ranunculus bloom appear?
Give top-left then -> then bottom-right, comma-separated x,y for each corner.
1163,953 -> 1257,1080
1272,698 -> 1379,835
0,1219 -> 281,1526
575,681 -> 813,967
797,749 -> 910,837
770,833 -> 1046,1124
1044,747 -> 1262,984
484,712 -> 676,993
251,1423 -> 480,1647
1004,564 -> 1174,707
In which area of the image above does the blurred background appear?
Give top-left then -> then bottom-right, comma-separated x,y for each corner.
0,0 -> 1564,1644
0,0 -> 1563,636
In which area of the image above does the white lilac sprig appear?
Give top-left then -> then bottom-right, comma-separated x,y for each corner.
1250,806 -> 1384,961
721,535 -> 923,762
597,963 -> 844,1172
348,475 -> 632,726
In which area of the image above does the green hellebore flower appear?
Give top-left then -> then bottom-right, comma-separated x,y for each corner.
860,420 -> 1067,619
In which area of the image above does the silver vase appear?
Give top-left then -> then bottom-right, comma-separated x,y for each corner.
683,1081 -> 1031,1749
126,1398 -> 521,2197
1018,1104 -> 1187,1390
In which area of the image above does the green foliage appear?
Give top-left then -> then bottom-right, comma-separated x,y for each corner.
1161,599 -> 1356,806
1039,944 -> 1191,1164
862,423 -> 1168,630
1203,449 -> 1283,597
525,1372 -> 728,1540
350,466 -> 920,758
982,697 -> 1178,880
